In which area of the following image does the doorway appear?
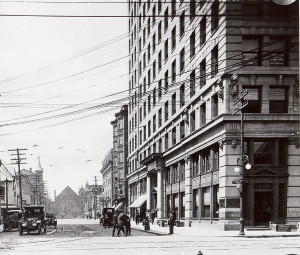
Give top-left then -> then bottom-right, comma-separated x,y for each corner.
254,191 -> 272,225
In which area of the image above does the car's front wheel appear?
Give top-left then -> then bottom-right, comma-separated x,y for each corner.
18,224 -> 23,236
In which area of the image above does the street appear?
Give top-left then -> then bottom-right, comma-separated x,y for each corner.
0,220 -> 299,255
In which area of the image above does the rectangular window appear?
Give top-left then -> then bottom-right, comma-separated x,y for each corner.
172,60 -> 176,83
164,8 -> 169,32
192,155 -> 199,177
171,0 -> 176,18
242,86 -> 261,113
143,125 -> 146,141
158,21 -> 162,42
172,26 -> 176,50
164,39 -> 169,61
211,45 -> 218,78
190,0 -> 196,20
152,34 -> 156,52
200,59 -> 206,87
143,53 -> 146,70
211,94 -> 219,118
143,101 -> 146,118
165,101 -> 169,121
211,0 -> 219,32
269,36 -> 289,66
152,5 -> 156,25
158,108 -> 162,127
172,93 -> 176,115
158,51 -> 162,71
148,69 -> 151,87
165,132 -> 169,150
153,115 -> 156,132
159,138 -> 162,153
147,44 -> 151,62
158,79 -> 162,99
165,70 -> 169,92
201,148 -> 210,174
200,16 -> 206,46
172,127 -> 176,145
143,77 -> 146,94
180,11 -> 185,38
180,48 -> 185,73
153,87 -> 156,106
242,36 -> 262,66
190,111 -> 195,132
190,31 -> 196,58
147,18 -> 150,36
269,86 -> 288,113
200,102 -> 206,126
190,70 -> 195,97
180,83 -> 185,107
148,120 -> 151,137
148,94 -> 151,112
180,121 -> 185,140
153,60 -> 156,80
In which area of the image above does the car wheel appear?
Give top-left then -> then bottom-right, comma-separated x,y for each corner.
37,224 -> 41,235
18,225 -> 23,236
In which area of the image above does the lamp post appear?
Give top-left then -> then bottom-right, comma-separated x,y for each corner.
232,75 -> 248,235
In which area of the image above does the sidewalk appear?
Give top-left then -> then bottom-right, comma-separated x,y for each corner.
130,220 -> 300,238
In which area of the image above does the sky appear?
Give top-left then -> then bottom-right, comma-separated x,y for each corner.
0,0 -> 129,200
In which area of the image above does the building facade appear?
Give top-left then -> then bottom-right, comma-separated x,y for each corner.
127,0 -> 299,230
111,105 -> 129,211
100,149 -> 114,208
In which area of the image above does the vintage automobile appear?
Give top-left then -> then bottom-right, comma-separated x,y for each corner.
45,213 -> 57,229
3,209 -> 22,232
102,208 -> 115,227
18,206 -> 47,235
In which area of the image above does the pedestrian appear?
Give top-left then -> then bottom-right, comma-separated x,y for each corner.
124,212 -> 131,236
117,211 -> 126,237
135,211 -> 140,225
99,214 -> 103,225
103,214 -> 109,228
112,211 -> 119,237
150,210 -> 155,225
168,210 -> 176,234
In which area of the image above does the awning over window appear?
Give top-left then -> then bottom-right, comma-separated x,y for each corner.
129,194 -> 147,208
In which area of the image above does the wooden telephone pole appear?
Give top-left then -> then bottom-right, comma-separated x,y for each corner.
9,148 -> 27,210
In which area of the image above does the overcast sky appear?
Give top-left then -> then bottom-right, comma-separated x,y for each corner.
0,0 -> 128,200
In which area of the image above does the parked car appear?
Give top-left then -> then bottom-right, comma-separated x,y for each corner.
3,209 -> 22,232
18,206 -> 47,235
45,213 -> 57,229
102,208 -> 115,227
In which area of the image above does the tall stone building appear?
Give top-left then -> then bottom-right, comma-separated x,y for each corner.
127,0 -> 299,230
110,105 -> 129,211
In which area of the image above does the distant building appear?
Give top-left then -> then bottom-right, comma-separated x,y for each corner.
54,186 -> 81,219
100,149 -> 114,208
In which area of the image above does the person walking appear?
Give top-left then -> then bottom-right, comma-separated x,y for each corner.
168,210 -> 176,234
117,211 -> 126,237
124,212 -> 131,236
135,211 -> 140,225
112,211 -> 119,237
150,210 -> 155,225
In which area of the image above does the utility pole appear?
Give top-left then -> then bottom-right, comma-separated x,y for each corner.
9,148 -> 27,210
94,176 -> 97,220
232,86 -> 248,236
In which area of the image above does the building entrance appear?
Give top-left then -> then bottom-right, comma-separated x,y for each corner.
254,191 -> 272,226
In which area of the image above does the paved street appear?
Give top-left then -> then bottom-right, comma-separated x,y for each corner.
0,219 -> 299,255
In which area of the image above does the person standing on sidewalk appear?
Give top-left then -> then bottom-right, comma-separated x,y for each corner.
124,212 -> 131,236
135,211 -> 140,225
168,210 -> 176,234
